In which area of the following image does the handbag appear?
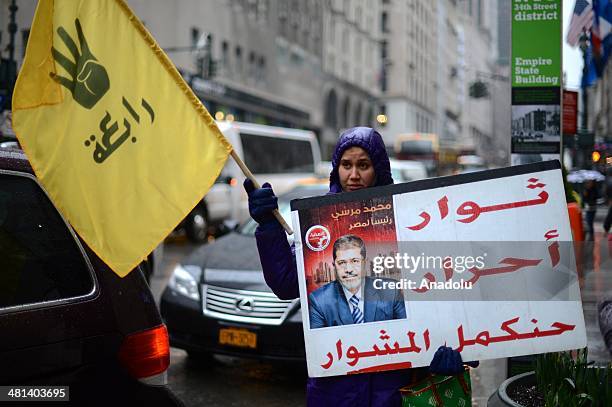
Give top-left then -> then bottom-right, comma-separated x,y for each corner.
399,367 -> 471,407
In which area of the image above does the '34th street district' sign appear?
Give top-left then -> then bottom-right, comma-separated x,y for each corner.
290,161 -> 586,378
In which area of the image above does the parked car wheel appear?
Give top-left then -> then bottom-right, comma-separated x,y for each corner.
184,206 -> 208,243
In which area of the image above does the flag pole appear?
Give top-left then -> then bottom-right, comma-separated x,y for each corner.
230,150 -> 294,235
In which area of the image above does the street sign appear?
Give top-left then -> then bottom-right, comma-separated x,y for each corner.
511,0 -> 562,163
563,90 -> 578,136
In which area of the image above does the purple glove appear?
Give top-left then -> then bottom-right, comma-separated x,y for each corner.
243,179 -> 278,226
429,346 -> 479,375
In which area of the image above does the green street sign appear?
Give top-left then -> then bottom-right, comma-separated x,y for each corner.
511,0 -> 561,88
510,0 -> 562,156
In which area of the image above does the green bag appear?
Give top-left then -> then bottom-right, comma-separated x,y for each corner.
399,368 -> 471,407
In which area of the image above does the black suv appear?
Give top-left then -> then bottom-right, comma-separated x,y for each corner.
0,148 -> 183,406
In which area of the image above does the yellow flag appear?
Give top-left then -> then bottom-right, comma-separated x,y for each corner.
12,0 -> 232,277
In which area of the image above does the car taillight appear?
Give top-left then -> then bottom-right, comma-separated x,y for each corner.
118,324 -> 170,379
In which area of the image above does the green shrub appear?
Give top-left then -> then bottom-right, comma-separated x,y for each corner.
535,349 -> 611,406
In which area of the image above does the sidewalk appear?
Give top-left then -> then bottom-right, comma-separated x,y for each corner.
578,217 -> 611,363
470,217 -> 611,406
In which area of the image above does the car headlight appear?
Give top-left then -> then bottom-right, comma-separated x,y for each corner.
167,264 -> 201,301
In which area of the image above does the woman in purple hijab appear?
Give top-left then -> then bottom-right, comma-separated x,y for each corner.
244,127 -> 473,406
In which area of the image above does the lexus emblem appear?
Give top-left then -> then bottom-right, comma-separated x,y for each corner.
235,297 -> 255,313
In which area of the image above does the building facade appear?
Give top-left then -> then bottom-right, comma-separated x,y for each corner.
490,0 -> 512,167
579,61 -> 611,172
437,0 -> 465,152
2,1 -> 547,168
377,0 -> 438,150
128,0 -> 322,133
457,0 -> 497,159
588,62 -> 612,147
375,0 -> 500,167
320,0 -> 382,157
0,0 -> 382,159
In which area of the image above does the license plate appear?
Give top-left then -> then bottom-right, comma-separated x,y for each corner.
218,328 -> 257,349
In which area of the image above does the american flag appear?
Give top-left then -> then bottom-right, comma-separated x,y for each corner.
567,0 -> 594,47
590,0 -> 612,73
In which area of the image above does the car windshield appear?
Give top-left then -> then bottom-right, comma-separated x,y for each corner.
239,184 -> 328,236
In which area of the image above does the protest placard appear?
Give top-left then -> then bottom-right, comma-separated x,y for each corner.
291,160 -> 586,378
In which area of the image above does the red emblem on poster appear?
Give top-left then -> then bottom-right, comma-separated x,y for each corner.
305,225 -> 331,252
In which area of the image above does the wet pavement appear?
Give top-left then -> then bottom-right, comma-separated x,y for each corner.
165,349 -> 306,407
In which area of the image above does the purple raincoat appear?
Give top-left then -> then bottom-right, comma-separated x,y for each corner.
255,127 -> 426,406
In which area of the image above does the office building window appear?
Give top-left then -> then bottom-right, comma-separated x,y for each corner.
221,41 -> 230,73
382,12 -> 389,33
257,0 -> 269,22
248,51 -> 256,78
191,27 -> 200,46
235,46 -> 243,75
257,56 -> 266,82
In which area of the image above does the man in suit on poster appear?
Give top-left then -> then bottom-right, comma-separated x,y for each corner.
308,234 -> 406,329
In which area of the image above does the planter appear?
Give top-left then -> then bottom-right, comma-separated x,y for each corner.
488,365 -> 611,406
487,371 -> 543,407
567,202 -> 584,241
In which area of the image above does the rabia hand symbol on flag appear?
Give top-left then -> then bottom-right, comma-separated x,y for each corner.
51,18 -> 110,109
12,0 -> 232,276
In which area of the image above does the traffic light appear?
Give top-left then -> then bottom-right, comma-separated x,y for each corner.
592,151 -> 601,162
469,80 -> 489,98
